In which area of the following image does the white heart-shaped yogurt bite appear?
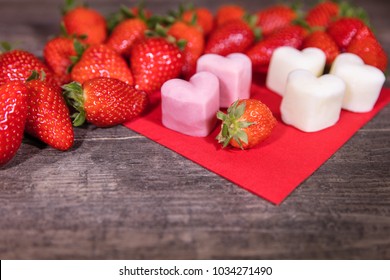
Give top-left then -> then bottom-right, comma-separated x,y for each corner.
161,71 -> 220,137
330,53 -> 385,113
266,47 -> 326,96
281,69 -> 346,132
196,53 -> 251,108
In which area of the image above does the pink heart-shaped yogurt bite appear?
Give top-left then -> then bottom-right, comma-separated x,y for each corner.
196,53 -> 252,108
161,71 -> 220,137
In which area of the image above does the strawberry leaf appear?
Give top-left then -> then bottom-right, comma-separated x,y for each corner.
72,110 -> 86,127
120,5 -> 135,18
73,39 -> 85,56
238,121 -> 253,128
26,70 -> 40,82
67,39 -> 85,73
176,39 -> 187,51
26,70 -> 46,82
62,0 -> 79,15
216,111 -> 227,121
62,81 -> 86,126
107,5 -> 136,31
215,99 -> 256,149
236,130 -> 248,145
232,102 -> 246,119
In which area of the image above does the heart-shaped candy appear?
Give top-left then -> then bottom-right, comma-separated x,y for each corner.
330,53 -> 385,113
281,69 -> 346,132
196,53 -> 251,108
266,47 -> 326,96
161,71 -> 220,137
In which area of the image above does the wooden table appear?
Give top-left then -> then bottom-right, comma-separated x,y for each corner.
1,0 -> 389,259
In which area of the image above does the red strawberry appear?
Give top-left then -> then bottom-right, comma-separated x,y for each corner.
306,1 -> 368,29
305,0 -> 339,28
62,3 -> 107,45
326,17 -> 366,51
205,17 -> 258,56
106,18 -> 147,57
302,30 -> 340,66
168,21 -> 205,79
246,25 -> 307,72
0,81 -> 29,165
182,7 -> 214,36
107,5 -> 152,31
346,26 -> 388,72
63,77 -> 148,127
130,37 -> 184,93
256,4 -> 297,37
43,36 -> 79,85
216,99 -> 277,150
71,44 -> 134,85
0,49 -> 58,88
215,4 -> 246,27
24,72 -> 74,151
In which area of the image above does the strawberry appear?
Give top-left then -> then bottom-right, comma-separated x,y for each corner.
62,1 -> 107,45
107,5 -> 152,31
0,49 -> 58,88
326,17 -> 366,51
205,17 -> 258,56
63,77 -> 148,127
0,81 -> 29,165
182,7 -> 214,36
168,21 -> 205,79
215,4 -> 246,26
246,25 -> 307,72
71,44 -> 134,85
305,0 -> 368,29
130,37 -> 184,93
216,99 -> 277,150
346,26 -> 388,72
302,30 -> 340,66
24,71 -> 74,151
43,36 -> 79,85
256,4 -> 297,37
106,18 -> 147,57
305,0 -> 339,28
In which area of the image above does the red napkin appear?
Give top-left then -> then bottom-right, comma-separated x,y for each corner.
124,77 -> 390,205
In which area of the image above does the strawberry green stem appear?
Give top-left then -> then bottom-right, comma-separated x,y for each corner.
67,39 -> 86,74
107,2 -> 149,32
62,81 -> 86,127
107,5 -> 136,31
26,70 -> 46,82
242,13 -> 261,41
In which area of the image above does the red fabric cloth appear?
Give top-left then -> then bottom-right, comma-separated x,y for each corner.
124,77 -> 390,205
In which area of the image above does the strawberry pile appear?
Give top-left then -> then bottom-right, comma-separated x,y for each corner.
1,0 -> 388,164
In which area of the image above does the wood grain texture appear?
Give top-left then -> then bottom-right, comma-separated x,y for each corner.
0,0 -> 389,259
